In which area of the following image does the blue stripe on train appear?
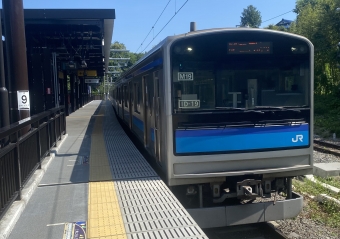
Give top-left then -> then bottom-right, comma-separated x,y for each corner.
175,124 -> 309,153
151,128 -> 155,142
133,116 -> 144,132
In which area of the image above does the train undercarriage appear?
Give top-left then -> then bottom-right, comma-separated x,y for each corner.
171,176 -> 302,228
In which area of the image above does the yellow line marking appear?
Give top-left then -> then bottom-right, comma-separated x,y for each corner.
87,105 -> 127,239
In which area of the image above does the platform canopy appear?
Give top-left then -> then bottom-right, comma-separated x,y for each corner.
22,9 -> 115,77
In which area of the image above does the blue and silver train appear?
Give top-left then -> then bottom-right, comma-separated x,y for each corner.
110,27 -> 313,227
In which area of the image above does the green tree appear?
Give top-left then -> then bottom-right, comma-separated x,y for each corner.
240,5 -> 262,28
110,41 -> 144,70
264,24 -> 289,32
291,0 -> 340,94
293,0 -> 318,14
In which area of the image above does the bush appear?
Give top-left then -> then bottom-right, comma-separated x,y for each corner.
314,93 -> 340,137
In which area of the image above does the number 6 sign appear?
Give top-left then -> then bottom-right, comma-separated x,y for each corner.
17,90 -> 30,110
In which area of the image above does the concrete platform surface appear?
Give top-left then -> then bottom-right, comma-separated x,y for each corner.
5,101 -> 99,239
314,162 -> 340,177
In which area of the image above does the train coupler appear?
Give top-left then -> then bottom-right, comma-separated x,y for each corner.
236,179 -> 263,200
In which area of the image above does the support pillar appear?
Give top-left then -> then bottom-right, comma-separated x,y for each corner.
70,73 -> 75,113
79,77 -> 83,108
75,76 -> 79,110
63,71 -> 69,116
85,83 -> 88,104
59,74 -> 65,107
3,0 -> 30,124
0,10 -> 10,133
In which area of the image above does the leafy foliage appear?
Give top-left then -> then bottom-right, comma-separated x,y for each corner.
240,5 -> 262,28
293,0 -> 318,14
264,24 -> 289,32
291,0 -> 340,95
110,41 -> 144,70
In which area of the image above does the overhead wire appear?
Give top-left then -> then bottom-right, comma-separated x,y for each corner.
140,0 -> 189,53
137,3 -> 288,53
261,10 -> 294,24
135,0 -> 173,53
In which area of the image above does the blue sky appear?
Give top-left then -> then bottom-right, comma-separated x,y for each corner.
1,0 -> 298,53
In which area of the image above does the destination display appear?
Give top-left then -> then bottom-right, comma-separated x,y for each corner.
228,42 -> 272,54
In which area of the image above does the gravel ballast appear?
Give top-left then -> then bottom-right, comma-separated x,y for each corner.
274,149 -> 340,239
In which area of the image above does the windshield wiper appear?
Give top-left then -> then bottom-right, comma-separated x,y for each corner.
254,106 -> 303,112
215,107 -> 264,114
215,107 -> 243,111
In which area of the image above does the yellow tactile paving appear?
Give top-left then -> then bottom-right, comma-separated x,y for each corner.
87,104 -> 127,239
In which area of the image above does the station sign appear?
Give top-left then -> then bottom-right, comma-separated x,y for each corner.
17,90 -> 30,110
78,70 -> 97,77
85,79 -> 99,83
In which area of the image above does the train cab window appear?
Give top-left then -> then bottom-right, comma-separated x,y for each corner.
172,62 -> 215,111
171,33 -> 310,112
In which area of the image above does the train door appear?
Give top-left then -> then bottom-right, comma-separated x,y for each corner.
142,76 -> 148,147
153,71 -> 161,164
129,82 -> 133,129
118,87 -> 121,117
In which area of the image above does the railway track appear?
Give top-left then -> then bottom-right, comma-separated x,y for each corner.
313,139 -> 340,157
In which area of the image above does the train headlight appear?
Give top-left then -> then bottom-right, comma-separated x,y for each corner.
291,45 -> 307,54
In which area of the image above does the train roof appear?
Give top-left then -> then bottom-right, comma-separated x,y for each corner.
115,28 -> 312,85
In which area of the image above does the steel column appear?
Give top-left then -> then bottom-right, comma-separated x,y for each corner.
70,73 -> 75,113
0,11 -> 10,136
75,76 -> 79,110
3,0 -> 30,125
79,77 -> 83,108
63,71 -> 69,116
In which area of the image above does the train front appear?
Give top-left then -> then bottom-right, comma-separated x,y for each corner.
166,29 -> 313,221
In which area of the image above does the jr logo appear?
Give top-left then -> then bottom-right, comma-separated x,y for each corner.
292,135 -> 303,143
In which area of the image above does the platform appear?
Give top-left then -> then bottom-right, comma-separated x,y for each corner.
314,162 -> 340,177
5,100 -> 207,239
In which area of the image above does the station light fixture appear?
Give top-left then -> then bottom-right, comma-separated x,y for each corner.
68,60 -> 76,69
81,60 -> 87,68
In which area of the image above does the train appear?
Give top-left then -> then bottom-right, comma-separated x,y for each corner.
110,27 -> 313,227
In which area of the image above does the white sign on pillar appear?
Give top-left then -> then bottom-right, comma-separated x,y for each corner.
17,90 -> 30,110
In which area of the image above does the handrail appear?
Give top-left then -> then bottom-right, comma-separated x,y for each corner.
0,106 -> 65,139
0,105 -> 66,220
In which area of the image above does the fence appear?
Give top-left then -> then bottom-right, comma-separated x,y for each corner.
0,106 -> 66,220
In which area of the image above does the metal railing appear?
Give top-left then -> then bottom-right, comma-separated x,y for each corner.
0,106 -> 66,220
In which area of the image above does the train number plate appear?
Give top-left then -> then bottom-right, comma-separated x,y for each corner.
179,100 -> 200,109
178,72 -> 194,81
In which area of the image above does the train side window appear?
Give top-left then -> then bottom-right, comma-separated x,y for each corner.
124,85 -> 128,107
133,83 -> 141,113
119,87 -> 122,104
134,83 -> 139,113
